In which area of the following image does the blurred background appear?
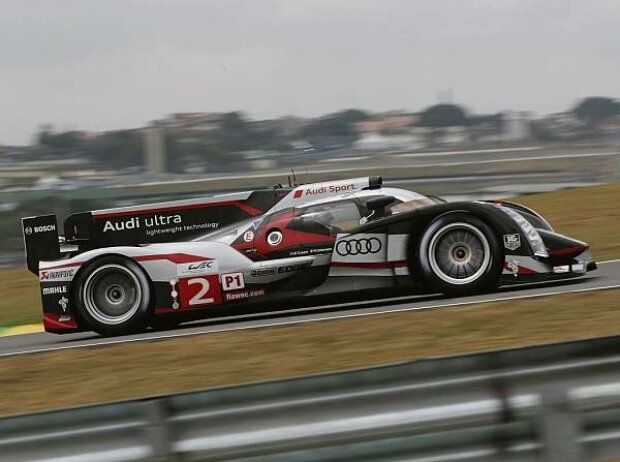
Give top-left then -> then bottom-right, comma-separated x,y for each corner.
1,2 -> 620,460
2,2 -> 620,267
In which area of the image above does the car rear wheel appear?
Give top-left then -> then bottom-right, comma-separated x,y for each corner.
417,214 -> 503,295
74,256 -> 152,336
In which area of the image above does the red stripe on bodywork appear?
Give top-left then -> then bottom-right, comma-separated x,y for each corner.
503,262 -> 538,274
331,260 -> 408,269
43,313 -> 78,331
134,253 -> 213,264
548,245 -> 588,257
94,201 -> 263,219
40,261 -> 84,271
41,253 -> 210,272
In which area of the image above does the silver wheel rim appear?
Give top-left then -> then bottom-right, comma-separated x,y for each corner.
83,264 -> 142,325
428,222 -> 491,285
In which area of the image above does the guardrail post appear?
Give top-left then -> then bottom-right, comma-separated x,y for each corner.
540,388 -> 582,462
141,399 -> 178,461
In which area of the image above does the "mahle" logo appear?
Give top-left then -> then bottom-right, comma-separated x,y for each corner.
42,286 -> 68,295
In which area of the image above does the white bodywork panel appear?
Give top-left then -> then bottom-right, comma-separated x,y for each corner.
328,233 -> 410,277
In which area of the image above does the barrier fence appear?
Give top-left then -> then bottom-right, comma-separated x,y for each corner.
2,335 -> 620,461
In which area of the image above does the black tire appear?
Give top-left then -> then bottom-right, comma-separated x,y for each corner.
73,256 -> 152,336
416,213 -> 503,296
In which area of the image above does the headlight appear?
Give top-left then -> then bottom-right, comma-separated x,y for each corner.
499,207 -> 549,258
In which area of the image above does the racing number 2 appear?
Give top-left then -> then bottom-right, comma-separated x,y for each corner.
188,278 -> 213,305
179,275 -> 222,308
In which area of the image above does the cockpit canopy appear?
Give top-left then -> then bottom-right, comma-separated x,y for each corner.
194,186 -> 441,243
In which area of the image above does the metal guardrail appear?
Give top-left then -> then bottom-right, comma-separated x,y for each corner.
2,336 -> 620,461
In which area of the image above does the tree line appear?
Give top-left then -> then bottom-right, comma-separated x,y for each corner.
34,96 -> 619,170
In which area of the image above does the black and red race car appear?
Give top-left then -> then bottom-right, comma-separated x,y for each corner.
22,176 -> 596,336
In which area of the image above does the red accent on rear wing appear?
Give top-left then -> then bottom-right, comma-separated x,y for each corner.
93,200 -> 263,219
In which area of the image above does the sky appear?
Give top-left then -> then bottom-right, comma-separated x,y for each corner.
1,0 -> 618,145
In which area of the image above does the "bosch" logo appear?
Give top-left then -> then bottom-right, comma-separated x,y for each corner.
336,238 -> 382,256
25,225 -> 55,235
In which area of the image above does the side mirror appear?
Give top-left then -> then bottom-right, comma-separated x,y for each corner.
366,196 -> 395,220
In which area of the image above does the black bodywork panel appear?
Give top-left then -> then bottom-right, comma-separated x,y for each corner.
63,189 -> 291,249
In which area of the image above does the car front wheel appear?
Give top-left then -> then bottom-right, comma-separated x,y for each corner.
416,213 -> 503,296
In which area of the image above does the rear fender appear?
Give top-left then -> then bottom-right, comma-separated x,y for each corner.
39,241 -> 251,332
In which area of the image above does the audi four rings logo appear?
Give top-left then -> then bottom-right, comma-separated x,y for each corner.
336,238 -> 382,256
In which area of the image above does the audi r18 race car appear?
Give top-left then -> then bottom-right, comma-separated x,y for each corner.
22,176 -> 596,336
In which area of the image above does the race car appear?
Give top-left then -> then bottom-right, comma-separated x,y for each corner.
22,176 -> 596,336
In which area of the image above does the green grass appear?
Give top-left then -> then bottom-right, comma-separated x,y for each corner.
1,182 -> 619,327
1,182 -> 619,416
0,268 -> 41,327
0,289 -> 618,416
516,182 -> 620,261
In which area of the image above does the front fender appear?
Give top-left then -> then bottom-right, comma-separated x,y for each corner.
358,201 -> 533,257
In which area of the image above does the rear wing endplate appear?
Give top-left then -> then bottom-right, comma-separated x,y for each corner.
22,215 -> 61,275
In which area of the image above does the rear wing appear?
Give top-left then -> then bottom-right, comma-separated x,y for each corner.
22,215 -> 61,274
22,189 -> 291,274
21,178 -> 382,273
64,189 -> 290,248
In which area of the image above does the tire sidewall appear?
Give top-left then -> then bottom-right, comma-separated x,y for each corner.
416,213 -> 503,295
73,256 -> 152,336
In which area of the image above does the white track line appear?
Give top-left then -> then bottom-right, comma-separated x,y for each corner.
2,272 -> 619,358
600,258 -> 620,264
320,156 -> 371,163
397,146 -> 542,158
131,151 -> 620,187
402,151 -> 620,168
301,151 -> 620,176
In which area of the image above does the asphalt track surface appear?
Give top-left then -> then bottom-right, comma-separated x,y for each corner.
1,260 -> 619,357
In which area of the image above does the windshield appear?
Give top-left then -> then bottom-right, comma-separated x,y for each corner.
356,190 -> 439,216
297,200 -> 362,234
388,196 -> 437,214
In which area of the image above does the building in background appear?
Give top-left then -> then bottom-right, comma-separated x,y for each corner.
354,113 -> 422,151
440,126 -> 469,145
502,111 -> 532,142
152,113 -> 227,132
142,127 -> 166,174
